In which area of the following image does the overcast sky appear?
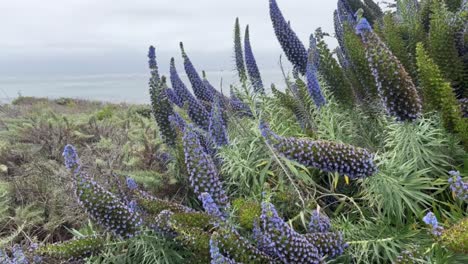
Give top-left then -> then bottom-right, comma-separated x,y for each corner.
0,0 -> 338,77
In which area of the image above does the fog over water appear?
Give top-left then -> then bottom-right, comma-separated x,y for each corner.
0,0 -> 338,104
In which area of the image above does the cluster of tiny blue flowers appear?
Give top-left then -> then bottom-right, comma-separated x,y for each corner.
304,232 -> 348,259
126,177 -> 138,190
356,17 -> 422,121
62,144 -> 80,172
269,0 -> 308,75
260,123 -> 377,179
306,35 -> 327,108
75,175 -> 143,238
169,112 -> 186,132
422,212 -> 443,236
183,125 -> 229,208
308,209 -> 331,233
180,42 -> 214,103
258,202 -> 321,263
209,236 -> 238,264
448,171 -> 468,202
165,87 -> 183,107
244,25 -> 264,94
201,192 -> 224,219
0,245 -> 30,264
209,97 -> 229,147
153,210 -> 177,237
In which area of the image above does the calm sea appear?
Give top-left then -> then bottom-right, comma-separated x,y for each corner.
0,70 -> 285,104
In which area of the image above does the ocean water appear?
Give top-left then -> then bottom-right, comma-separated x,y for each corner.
0,70 -> 286,104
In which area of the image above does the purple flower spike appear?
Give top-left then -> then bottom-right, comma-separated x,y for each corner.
260,122 -> 377,179
148,46 -> 160,84
166,88 -> 183,107
244,25 -> 264,94
63,144 -> 80,171
258,202 -> 321,263
234,18 -> 247,83
306,35 -> 326,108
170,57 -> 193,104
209,97 -> 229,146
180,42 -> 214,103
183,125 -> 229,208
75,176 -> 142,238
269,0 -> 308,75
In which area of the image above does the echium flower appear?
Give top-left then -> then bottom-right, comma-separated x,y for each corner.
166,88 -> 183,108
448,171 -> 468,202
269,0 -> 308,75
337,0 -> 356,26
308,208 -> 331,233
202,71 -> 228,110
126,177 -> 138,190
183,125 -> 229,208
153,210 -> 176,237
63,144 -> 80,173
200,192 -> 224,220
304,232 -> 348,259
422,212 -> 443,236
209,97 -> 229,146
149,76 -> 177,145
209,236 -> 238,264
244,26 -> 264,94
148,46 -> 160,86
258,202 -> 321,263
356,17 -> 422,121
170,58 -> 211,130
306,35 -> 326,108
234,18 -> 247,83
75,175 -> 143,238
260,122 -> 377,179
169,112 -> 186,132
180,42 -> 214,103
170,57 -> 193,104
12,245 -> 28,264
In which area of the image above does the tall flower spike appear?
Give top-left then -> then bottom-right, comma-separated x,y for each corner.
149,76 -> 177,146
209,96 -> 229,146
170,58 -> 211,130
356,17 -> 422,121
180,42 -> 214,103
234,18 -> 247,83
202,71 -> 228,109
148,46 -> 160,86
306,35 -> 326,107
244,25 -> 264,94
170,57 -> 193,104
75,175 -> 142,238
260,122 -> 377,179
183,124 -> 229,208
269,0 -> 308,75
259,202 -> 321,263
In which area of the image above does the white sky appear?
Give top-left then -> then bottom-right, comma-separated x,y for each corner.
0,0 -> 338,77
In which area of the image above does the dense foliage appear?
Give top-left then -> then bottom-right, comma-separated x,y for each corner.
0,0 -> 467,263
